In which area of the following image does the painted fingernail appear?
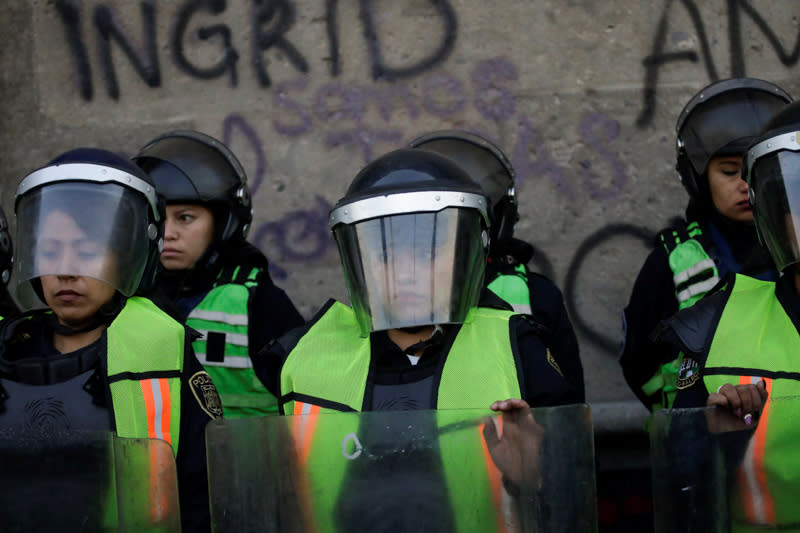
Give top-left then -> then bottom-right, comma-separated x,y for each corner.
735,408 -> 743,417
744,413 -> 753,425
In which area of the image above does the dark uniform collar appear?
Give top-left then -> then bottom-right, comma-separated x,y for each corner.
0,314 -> 104,386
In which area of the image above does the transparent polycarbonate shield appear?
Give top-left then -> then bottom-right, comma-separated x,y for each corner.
748,148 -> 800,272
651,398 -> 800,533
0,429 -> 180,532
207,404 -> 596,533
333,208 -> 487,335
12,181 -> 154,310
677,80 -> 790,175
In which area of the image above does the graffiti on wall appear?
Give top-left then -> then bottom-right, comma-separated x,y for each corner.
47,0 -> 799,356
637,0 -> 800,126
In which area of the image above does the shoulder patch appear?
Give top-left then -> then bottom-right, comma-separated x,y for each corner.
189,371 -> 223,419
675,357 -> 700,389
546,348 -> 563,377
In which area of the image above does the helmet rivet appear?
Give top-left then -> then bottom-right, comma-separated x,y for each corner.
460,196 -> 465,202
344,209 -> 349,215
435,195 -> 441,201
767,143 -> 772,148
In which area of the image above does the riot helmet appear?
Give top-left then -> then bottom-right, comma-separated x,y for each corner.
330,148 -> 490,336
12,148 -> 163,311
744,101 -> 800,272
0,206 -> 12,287
408,130 -> 518,247
133,130 -> 253,243
676,78 -> 791,205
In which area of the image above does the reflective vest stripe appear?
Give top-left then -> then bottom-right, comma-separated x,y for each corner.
676,277 -> 720,304
294,402 -> 321,467
478,417 -> 509,533
737,375 -> 775,526
292,401 -> 321,533
193,331 -> 249,348
140,378 -> 173,446
188,309 -> 248,326
673,258 -> 718,285
194,352 -> 253,369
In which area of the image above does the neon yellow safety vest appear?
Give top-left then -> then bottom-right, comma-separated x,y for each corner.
281,301 -> 524,533
107,297 -> 184,456
703,275 -> 800,531
280,301 -> 522,414
487,264 -> 532,315
187,266 -> 276,418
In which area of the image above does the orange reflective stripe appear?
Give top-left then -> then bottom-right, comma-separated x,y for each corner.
290,401 -> 321,533
736,376 -> 776,525
479,416 -> 509,533
140,379 -> 158,440
139,378 -> 172,445
293,402 -> 322,467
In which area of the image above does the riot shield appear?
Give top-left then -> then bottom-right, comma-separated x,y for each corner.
207,404 -> 596,533
651,397 -> 800,533
0,429 -> 180,532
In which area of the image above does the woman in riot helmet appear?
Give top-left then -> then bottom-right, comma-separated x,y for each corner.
0,148 -> 221,532
133,130 -> 304,419
620,78 -> 792,412
257,147 -> 579,412
657,99 -> 800,532
253,148 -> 580,529
409,129 -> 584,400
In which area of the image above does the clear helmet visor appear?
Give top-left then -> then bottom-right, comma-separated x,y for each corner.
749,149 -> 800,272
12,182 -> 154,310
333,207 -> 488,336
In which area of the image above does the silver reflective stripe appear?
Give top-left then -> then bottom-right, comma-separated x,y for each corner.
188,309 -> 248,327
195,352 -> 253,369
148,378 -> 164,441
676,276 -> 720,303
673,259 -> 717,285
195,329 -> 249,347
510,303 -> 532,314
329,190 -> 489,227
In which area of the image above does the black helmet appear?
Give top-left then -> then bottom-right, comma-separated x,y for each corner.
12,148 -> 163,311
744,100 -> 800,272
0,207 -> 12,286
133,130 -> 253,242
408,130 -> 518,246
329,148 -> 490,335
676,78 -> 792,204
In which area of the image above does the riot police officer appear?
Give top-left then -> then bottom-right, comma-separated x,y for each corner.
0,148 -> 221,532
256,147 -> 579,413
620,78 -> 792,411
133,130 -> 304,419
658,99 -> 800,532
409,129 -> 584,400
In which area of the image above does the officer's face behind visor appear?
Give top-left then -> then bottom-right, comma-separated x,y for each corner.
12,182 -> 151,310
333,207 -> 488,336
748,138 -> 800,273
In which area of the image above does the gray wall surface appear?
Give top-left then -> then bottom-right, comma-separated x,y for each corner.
2,0 -> 799,405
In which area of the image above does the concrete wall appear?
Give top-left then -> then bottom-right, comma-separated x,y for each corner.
3,0 -> 800,404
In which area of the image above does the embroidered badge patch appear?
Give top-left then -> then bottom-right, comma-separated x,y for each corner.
189,371 -> 223,419
675,357 -> 700,389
